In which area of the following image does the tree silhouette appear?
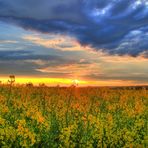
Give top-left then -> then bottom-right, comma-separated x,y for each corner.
8,75 -> 15,85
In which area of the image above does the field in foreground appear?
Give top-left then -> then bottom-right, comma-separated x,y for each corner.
0,85 -> 147,148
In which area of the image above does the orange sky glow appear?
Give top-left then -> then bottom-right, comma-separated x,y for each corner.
0,76 -> 145,87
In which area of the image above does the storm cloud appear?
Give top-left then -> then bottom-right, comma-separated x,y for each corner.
0,0 -> 148,56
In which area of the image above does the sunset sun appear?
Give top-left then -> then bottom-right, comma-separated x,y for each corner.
72,79 -> 80,85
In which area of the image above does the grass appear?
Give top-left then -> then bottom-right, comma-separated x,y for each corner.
0,84 -> 147,147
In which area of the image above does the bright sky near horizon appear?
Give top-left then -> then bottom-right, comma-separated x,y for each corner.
0,0 -> 148,86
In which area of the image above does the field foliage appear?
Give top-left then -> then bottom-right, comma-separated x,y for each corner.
0,84 -> 147,147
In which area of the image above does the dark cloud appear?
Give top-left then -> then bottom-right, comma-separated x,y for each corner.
85,73 -> 148,83
0,60 -> 41,75
0,0 -> 148,56
0,50 -> 62,60
0,60 -> 73,77
0,50 -> 88,76
0,50 -> 63,75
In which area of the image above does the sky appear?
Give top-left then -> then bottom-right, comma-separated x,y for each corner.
0,0 -> 148,86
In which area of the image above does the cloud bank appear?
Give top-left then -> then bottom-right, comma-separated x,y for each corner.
0,0 -> 148,57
